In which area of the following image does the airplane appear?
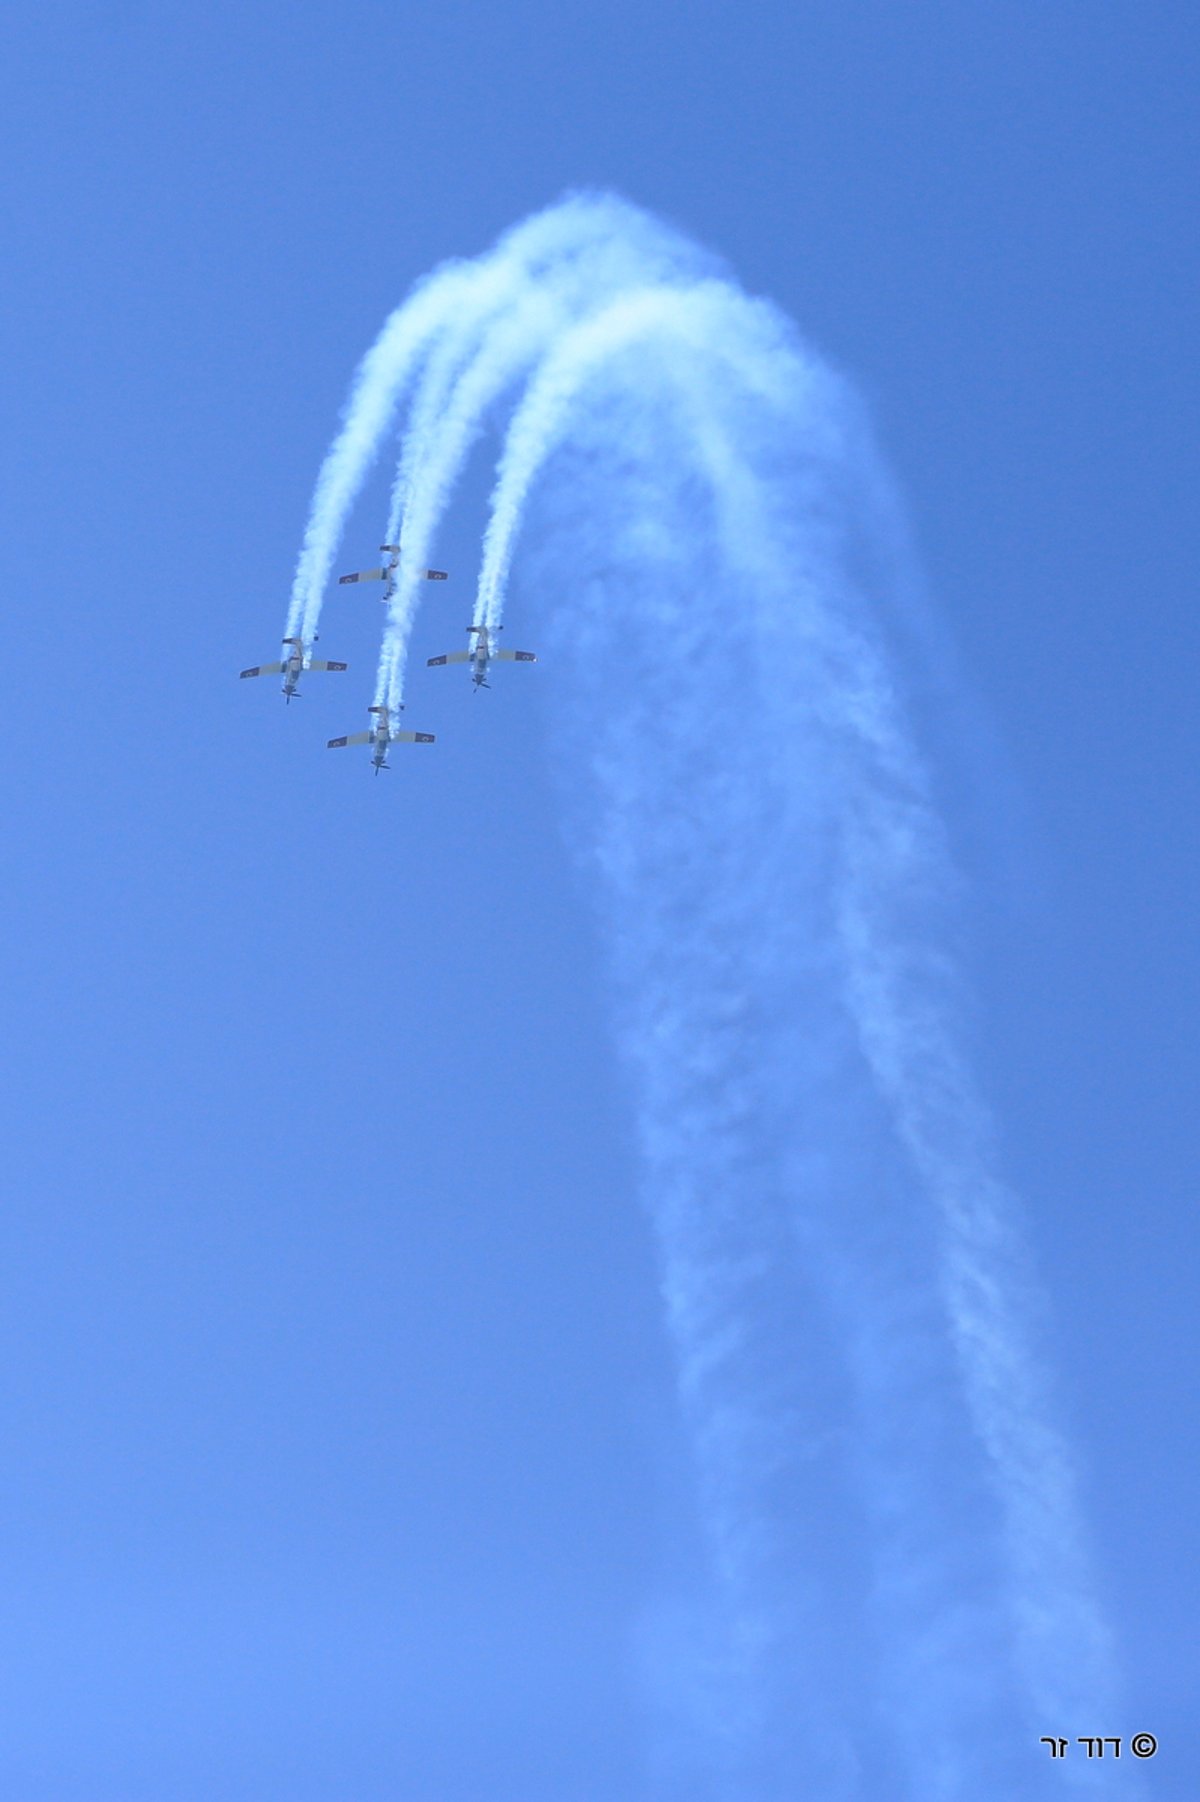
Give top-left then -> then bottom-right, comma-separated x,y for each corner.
327,704 -> 435,775
426,623 -> 536,689
338,543 -> 447,602
240,636 -> 347,703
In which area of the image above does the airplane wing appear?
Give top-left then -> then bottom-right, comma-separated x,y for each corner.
344,565 -> 445,584
306,659 -> 348,672
327,732 -> 373,749
494,649 -> 537,663
391,731 -> 436,744
427,651 -> 472,666
240,662 -> 285,678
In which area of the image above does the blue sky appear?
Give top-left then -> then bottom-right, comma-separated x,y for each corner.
0,3 -> 1195,1797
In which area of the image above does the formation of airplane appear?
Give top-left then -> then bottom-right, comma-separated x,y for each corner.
427,623 -> 537,689
327,704 -> 435,775
242,571 -> 537,773
338,543 -> 447,602
239,636 -> 347,703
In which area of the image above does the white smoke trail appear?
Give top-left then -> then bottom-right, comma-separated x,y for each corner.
284,265 -> 474,644
376,283 -> 582,707
474,279 -> 822,634
374,204 -> 721,709
287,192 -> 709,653
286,203 -> 595,647
381,192 -> 706,562
289,198 -> 1127,1799
465,248 -> 1124,1793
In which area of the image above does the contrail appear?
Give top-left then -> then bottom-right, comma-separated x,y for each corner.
289,198 -> 1126,1798
286,192 -> 709,653
373,202 -> 722,710
474,278 -> 819,633
284,263 -> 471,645
478,264 -> 1125,1795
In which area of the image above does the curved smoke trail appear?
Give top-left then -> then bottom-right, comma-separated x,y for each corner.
288,197 -> 1126,1799
286,194 -> 711,650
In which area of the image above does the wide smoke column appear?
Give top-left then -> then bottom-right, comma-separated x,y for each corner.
285,194 -> 1125,1800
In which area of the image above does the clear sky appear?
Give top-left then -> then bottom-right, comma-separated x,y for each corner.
0,3 -> 1195,1797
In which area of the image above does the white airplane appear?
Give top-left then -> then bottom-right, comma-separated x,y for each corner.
338,543 -> 447,601
240,636 -> 347,703
426,624 -> 536,690
327,704 -> 435,775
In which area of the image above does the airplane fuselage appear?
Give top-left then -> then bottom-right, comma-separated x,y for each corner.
282,642 -> 307,700
470,627 -> 493,686
370,705 -> 392,771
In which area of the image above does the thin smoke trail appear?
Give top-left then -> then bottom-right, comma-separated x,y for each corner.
289,198 -> 1126,1797
286,192 -> 708,653
286,209 -> 585,646
383,191 -> 707,563
835,788 -> 1117,1720
374,211 -> 724,710
381,257 -> 551,555
474,275 -> 848,640
377,281 -> 595,708
284,264 -> 473,644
